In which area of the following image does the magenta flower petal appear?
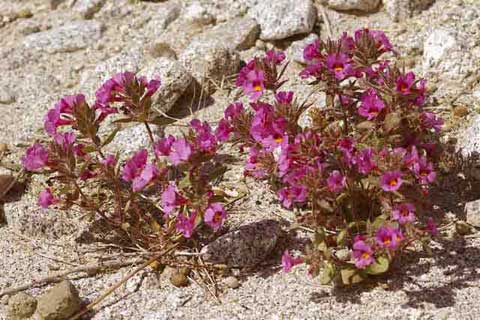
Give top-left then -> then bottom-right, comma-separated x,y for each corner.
281,250 -> 302,273
22,144 -> 49,172
204,203 -> 227,231
380,171 -> 403,192
38,188 -> 58,209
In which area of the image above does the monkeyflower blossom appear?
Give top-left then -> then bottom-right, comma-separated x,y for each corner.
396,72 -> 416,96
38,188 -> 59,209
278,185 -> 307,208
176,211 -> 197,238
236,60 -> 265,100
421,112 -> 443,133
264,49 -> 286,65
275,91 -> 294,105
354,147 -> 376,175
190,119 -> 217,152
326,53 -> 352,80
358,89 -> 385,120
22,144 -> 49,172
101,154 -> 117,167
122,149 -> 158,191
375,227 -> 404,251
380,171 -> 403,192
168,139 -> 192,166
352,239 -> 375,269
204,203 -> 227,231
413,157 -> 436,185
161,184 -> 186,217
327,170 -> 346,193
224,102 -> 244,121
281,250 -> 302,273
392,203 -> 416,224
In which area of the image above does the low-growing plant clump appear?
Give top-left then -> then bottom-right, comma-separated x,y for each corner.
219,29 -> 444,284
22,28 -> 445,287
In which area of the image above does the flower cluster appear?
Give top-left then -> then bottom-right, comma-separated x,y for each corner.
22,72 -> 229,251
222,29 -> 444,284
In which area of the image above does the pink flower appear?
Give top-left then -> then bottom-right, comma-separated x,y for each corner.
375,227 -> 404,251
354,29 -> 395,54
352,239 -> 375,269
132,164 -> 158,192
176,211 -> 197,238
358,89 -> 385,120
250,104 -> 287,151
122,149 -> 148,182
264,49 -> 285,65
278,185 -> 307,208
326,53 -> 352,80
281,250 -> 302,273
161,184 -> 186,216
392,203 -> 416,224
168,139 -> 192,165
396,72 -> 416,96
327,170 -> 346,193
236,60 -> 265,100
191,119 -> 217,152
44,95 -> 85,135
38,188 -> 59,209
403,146 -> 419,169
426,217 -> 438,236
204,203 -> 227,231
303,39 -> 322,62
154,135 -> 175,157
54,132 -> 76,151
245,146 -> 268,178
275,91 -> 294,105
421,112 -> 443,133
215,118 -> 232,142
300,63 -> 322,79
412,157 -> 436,185
22,144 -> 49,172
224,102 -> 244,120
101,154 -> 117,167
354,147 -> 376,175
380,171 -> 403,192
145,78 -> 161,97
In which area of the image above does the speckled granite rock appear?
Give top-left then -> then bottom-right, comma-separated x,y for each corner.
143,1 -> 181,39
323,0 -> 380,12
7,292 -> 37,320
250,0 -> 316,40
201,220 -> 282,267
23,21 -> 103,54
140,58 -> 193,113
384,0 -> 435,21
36,280 -> 81,320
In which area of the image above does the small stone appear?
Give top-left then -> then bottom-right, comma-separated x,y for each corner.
147,42 -> 177,59
334,248 -> 351,262
224,276 -> 240,289
288,33 -> 319,64
384,0 -> 435,22
455,221 -> 474,235
179,41 -> 239,92
0,87 -> 15,104
140,58 -> 193,113
457,115 -> 480,157
36,280 -> 81,320
0,143 -> 8,153
183,1 -> 215,25
73,0 -> 106,19
194,17 -> 260,51
453,105 -> 469,118
170,271 -> 190,287
250,0 -> 317,40
7,292 -> 37,320
323,0 -> 380,12
465,199 -> 480,228
201,220 -> 282,267
50,0 -> 65,9
23,21 -> 103,54
18,20 -> 41,35
255,39 -> 266,51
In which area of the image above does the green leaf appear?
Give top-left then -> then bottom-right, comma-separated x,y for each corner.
340,267 -> 365,285
319,263 -> 336,285
148,116 -> 177,127
336,228 -> 348,246
365,256 -> 389,275
102,127 -> 121,147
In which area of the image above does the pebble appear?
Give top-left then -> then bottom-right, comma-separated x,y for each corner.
170,271 -> 190,287
36,280 -> 81,320
384,0 -> 435,21
7,292 -> 37,320
324,0 -> 380,12
0,87 -> 15,104
224,276 -> 240,289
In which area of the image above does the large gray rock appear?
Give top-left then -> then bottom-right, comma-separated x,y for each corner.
7,292 -> 37,320
23,21 -> 103,54
250,0 -> 317,40
95,47 -> 144,82
200,220 -> 282,267
36,280 -> 81,320
179,41 -> 240,90
194,17 -> 260,51
423,27 -> 474,81
140,58 -> 193,113
457,115 -> 480,157
384,0 -> 435,22
73,0 -> 106,19
152,17 -> 206,56
323,0 -> 380,12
